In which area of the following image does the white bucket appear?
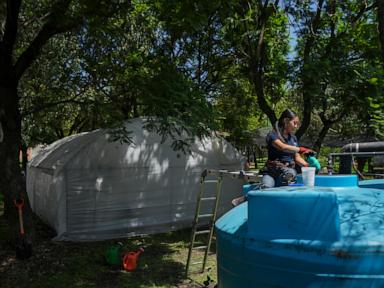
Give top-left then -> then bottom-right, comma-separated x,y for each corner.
302,167 -> 316,187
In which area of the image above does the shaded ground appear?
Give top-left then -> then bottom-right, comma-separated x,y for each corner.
0,215 -> 217,288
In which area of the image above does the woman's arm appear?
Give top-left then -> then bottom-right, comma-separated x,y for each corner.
272,139 -> 314,155
272,139 -> 300,153
295,153 -> 309,167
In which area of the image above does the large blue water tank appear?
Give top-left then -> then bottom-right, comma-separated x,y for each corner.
215,175 -> 384,287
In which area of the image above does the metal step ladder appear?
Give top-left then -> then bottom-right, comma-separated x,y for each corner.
185,169 -> 262,276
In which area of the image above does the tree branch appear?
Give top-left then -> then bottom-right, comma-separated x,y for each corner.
21,88 -> 88,117
352,1 -> 378,25
12,0 -> 82,81
1,0 -> 21,74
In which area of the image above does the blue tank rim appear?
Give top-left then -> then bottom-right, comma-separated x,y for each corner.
296,174 -> 358,187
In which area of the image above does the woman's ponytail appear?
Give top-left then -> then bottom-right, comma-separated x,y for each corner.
273,109 -> 297,142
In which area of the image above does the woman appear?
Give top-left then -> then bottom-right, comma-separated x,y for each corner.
262,108 -> 312,188
232,109 -> 313,206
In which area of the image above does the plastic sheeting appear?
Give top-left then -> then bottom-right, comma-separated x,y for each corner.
27,118 -> 245,241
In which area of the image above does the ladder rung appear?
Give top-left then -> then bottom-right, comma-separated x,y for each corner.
192,245 -> 208,250
192,261 -> 203,265
203,180 -> 219,183
195,226 -> 209,232
195,230 -> 210,235
198,214 -> 213,218
201,197 -> 216,201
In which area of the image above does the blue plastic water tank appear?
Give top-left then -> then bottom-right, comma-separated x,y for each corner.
215,175 -> 384,287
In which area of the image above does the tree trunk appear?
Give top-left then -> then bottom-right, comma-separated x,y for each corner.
295,0 -> 325,140
313,121 -> 332,153
0,83 -> 35,246
248,2 -> 277,126
252,70 -> 277,125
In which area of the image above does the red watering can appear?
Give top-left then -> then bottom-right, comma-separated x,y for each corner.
122,247 -> 144,271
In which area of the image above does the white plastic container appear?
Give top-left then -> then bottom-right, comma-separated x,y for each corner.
301,167 -> 316,187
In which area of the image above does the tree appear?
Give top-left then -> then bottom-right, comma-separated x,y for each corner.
2,0 -> 223,249
199,0 -> 290,143
311,0 -> 379,150
0,0 -> 129,248
219,1 -> 289,126
287,0 -> 379,150
20,1 -> 217,149
286,0 -> 325,140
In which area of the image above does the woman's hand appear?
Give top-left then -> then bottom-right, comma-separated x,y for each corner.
298,146 -> 315,155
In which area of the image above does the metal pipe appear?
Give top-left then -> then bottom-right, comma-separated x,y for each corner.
330,152 -> 384,156
341,142 -> 384,152
329,151 -> 384,174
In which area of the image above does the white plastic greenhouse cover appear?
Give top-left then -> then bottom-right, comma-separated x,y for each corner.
26,118 -> 245,241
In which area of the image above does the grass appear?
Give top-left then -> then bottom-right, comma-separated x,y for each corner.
0,199 -> 217,288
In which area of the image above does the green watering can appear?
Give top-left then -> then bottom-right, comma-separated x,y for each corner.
105,243 -> 123,266
306,153 -> 321,173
